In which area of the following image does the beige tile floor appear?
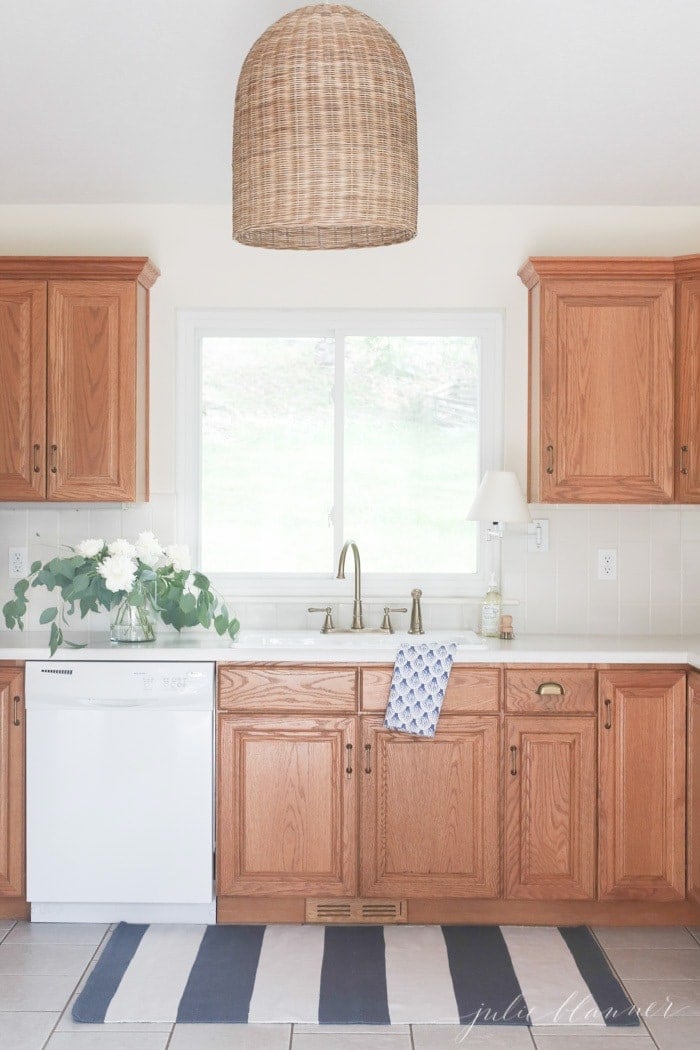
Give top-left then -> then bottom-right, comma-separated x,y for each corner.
0,921 -> 698,1049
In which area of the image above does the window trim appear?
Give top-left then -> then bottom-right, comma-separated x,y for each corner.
176,308 -> 504,599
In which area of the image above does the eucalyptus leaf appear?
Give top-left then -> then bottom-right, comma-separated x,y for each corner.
70,573 -> 91,594
39,607 -> 58,624
48,622 -> 62,656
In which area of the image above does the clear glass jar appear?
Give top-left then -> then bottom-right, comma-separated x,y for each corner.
110,595 -> 156,643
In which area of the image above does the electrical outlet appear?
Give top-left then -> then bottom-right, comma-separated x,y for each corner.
598,548 -> 617,581
8,547 -> 28,578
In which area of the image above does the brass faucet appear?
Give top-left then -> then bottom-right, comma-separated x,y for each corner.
336,540 -> 364,630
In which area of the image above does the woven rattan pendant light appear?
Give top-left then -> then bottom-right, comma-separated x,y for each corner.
232,3 -> 418,249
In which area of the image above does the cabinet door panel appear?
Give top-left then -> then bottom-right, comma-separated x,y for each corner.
688,672 -> 700,905
218,715 -> 356,897
0,668 -> 24,898
599,671 -> 686,901
360,716 -> 499,899
504,716 -> 595,900
47,281 -> 137,500
540,278 -> 674,502
676,276 -> 700,501
0,282 -> 46,499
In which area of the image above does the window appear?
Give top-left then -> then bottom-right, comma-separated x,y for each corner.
177,310 -> 503,596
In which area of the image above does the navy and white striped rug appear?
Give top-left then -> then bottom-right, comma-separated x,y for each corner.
73,923 -> 638,1027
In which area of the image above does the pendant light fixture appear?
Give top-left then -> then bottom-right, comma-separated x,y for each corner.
232,3 -> 418,250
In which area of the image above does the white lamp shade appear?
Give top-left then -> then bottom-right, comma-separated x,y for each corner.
466,471 -> 531,524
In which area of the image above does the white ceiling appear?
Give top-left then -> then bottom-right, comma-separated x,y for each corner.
2,0 -> 699,206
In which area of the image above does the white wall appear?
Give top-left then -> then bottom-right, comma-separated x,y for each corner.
2,203 -> 700,636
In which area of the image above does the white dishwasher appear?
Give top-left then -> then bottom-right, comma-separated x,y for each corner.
26,661 -> 215,924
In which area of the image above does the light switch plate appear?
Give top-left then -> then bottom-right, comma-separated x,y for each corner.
527,518 -> 549,552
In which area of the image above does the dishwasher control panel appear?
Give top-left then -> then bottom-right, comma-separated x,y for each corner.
26,661 -> 215,709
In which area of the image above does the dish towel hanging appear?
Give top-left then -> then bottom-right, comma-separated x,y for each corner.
384,643 -> 457,737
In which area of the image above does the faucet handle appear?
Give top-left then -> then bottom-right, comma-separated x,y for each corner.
381,606 -> 408,633
308,606 -> 335,634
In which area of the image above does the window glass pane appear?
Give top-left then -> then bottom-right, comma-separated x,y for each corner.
201,337 -> 334,573
344,336 -> 480,573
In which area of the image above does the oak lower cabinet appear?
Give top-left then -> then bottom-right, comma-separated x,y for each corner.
598,669 -> 686,901
360,716 -> 499,899
0,666 -> 24,901
216,662 -> 697,924
0,257 -> 159,502
217,714 -> 357,898
504,716 -> 596,900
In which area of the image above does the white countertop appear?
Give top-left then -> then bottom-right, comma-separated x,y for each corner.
1,629 -> 700,667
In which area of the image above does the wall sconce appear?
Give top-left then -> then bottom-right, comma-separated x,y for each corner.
466,470 -> 531,587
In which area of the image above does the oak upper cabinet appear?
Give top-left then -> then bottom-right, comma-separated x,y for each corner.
503,668 -> 597,900
689,671 -> 700,905
598,669 -> 686,901
218,713 -> 357,898
0,666 -> 24,899
0,257 -> 159,502
360,715 -> 500,899
520,258 -> 676,503
0,282 -> 46,500
675,261 -> 700,502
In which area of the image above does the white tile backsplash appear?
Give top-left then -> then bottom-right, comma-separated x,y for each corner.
2,499 -> 700,638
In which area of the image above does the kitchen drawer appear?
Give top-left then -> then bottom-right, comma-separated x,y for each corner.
505,668 -> 596,714
217,664 -> 358,713
361,665 -> 501,714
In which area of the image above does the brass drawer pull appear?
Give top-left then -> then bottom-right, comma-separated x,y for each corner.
681,444 -> 689,476
604,698 -> 612,730
50,444 -> 58,474
510,745 -> 518,776
33,443 -> 41,474
345,742 -> 353,775
536,681 -> 564,696
364,743 -> 372,774
13,696 -> 21,727
545,444 -> 554,475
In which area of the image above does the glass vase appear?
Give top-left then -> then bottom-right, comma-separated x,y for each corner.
110,595 -> 156,643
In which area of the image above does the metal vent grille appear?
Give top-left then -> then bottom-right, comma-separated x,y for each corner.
306,899 -> 407,924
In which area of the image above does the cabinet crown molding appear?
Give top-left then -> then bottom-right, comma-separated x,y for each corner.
518,255 -> 700,289
0,257 -> 160,288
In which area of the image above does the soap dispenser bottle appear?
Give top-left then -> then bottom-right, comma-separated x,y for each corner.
480,573 -> 502,637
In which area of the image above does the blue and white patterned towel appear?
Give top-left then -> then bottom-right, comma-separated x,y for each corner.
384,643 -> 457,737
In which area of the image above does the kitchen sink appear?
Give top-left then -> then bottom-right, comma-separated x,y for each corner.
234,629 -> 487,650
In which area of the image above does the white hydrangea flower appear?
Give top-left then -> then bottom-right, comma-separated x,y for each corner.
135,531 -> 163,568
164,544 -> 191,573
76,538 -> 104,558
97,554 -> 137,593
108,538 -> 137,559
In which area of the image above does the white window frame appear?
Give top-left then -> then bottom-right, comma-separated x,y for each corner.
177,309 -> 504,599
